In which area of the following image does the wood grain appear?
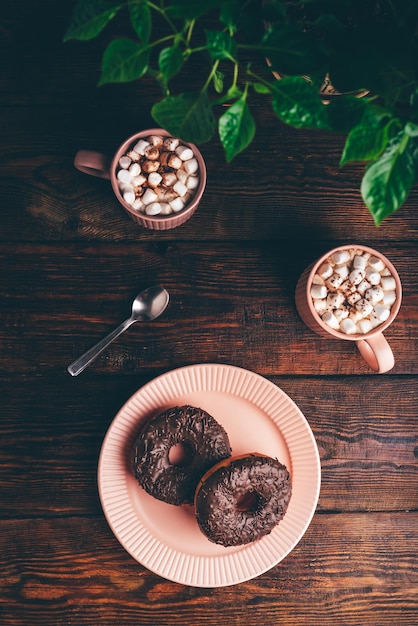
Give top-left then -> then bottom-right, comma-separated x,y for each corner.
1,1 -> 417,623
1,376 -> 416,516
0,513 -> 416,625
1,242 -> 416,375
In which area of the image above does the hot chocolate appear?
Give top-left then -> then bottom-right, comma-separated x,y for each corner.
310,247 -> 398,335
115,133 -> 200,217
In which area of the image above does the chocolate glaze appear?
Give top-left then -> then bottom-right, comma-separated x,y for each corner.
195,454 -> 292,547
132,405 -> 231,506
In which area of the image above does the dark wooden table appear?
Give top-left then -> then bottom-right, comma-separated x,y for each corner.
1,2 -> 417,624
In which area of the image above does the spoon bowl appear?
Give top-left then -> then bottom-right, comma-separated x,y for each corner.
67,286 -> 169,377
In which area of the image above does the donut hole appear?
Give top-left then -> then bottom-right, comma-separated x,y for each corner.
168,442 -> 194,466
236,490 -> 261,513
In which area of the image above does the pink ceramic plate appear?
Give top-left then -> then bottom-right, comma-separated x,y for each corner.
98,364 -> 321,587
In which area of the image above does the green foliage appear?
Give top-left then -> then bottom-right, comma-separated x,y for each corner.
219,90 -> 256,162
64,0 -> 418,224
151,91 -> 216,144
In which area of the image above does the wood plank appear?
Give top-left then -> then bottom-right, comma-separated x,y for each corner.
0,513 -> 417,625
1,105 -> 418,243
1,375 -> 417,516
1,242 -> 416,375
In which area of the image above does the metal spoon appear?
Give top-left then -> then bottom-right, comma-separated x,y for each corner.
67,286 -> 169,377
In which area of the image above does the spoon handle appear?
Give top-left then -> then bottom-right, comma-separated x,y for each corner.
67,317 -> 134,376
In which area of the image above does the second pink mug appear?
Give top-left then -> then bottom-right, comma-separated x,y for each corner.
74,128 -> 207,231
295,244 -> 402,373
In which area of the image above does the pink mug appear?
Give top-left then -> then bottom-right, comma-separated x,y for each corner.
295,245 -> 402,373
74,129 -> 207,230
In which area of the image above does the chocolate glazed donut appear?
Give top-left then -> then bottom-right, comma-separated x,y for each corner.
132,405 -> 231,506
195,453 -> 292,547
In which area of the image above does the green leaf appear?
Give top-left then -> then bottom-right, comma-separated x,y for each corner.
206,30 -> 237,61
151,91 -> 216,144
213,70 -> 224,94
326,95 -> 369,133
219,1 -> 241,34
253,82 -> 271,94
99,38 -> 150,85
158,45 -> 184,82
340,113 -> 396,166
272,76 -> 331,129
129,0 -> 152,43
405,121 -> 418,138
219,96 -> 256,162
63,0 -> 122,41
212,85 -> 242,106
361,128 -> 417,225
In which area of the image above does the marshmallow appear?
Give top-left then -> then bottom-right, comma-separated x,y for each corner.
173,180 -> 188,197
341,280 -> 356,294
144,145 -> 160,160
163,137 -> 179,151
383,291 -> 397,306
340,318 -> 357,334
369,256 -> 385,271
310,284 -> 328,299
145,202 -> 162,215
326,292 -> 345,309
356,298 -> 373,317
349,310 -> 364,323
131,198 -> 143,211
365,268 -> 381,285
334,264 -> 349,279
133,139 -> 150,155
162,172 -> 177,186
313,299 -> 327,315
168,154 -> 182,169
123,190 -> 136,205
119,155 -> 132,169
347,291 -> 361,305
176,169 -> 188,184
365,286 -> 384,303
186,175 -> 199,190
312,275 -> 325,286
148,135 -> 163,147
334,307 -> 349,321
159,202 -> 172,215
326,273 -> 344,289
318,262 -> 333,279
349,268 -> 366,285
170,197 -> 185,212
176,145 -> 194,161
131,174 -> 146,187
129,162 -> 141,177
322,311 -> 339,330
353,255 -> 366,270
127,150 -> 140,161
331,250 -> 351,265
358,318 -> 372,334
117,168 -> 132,183
357,279 -> 371,295
148,172 -> 162,187
142,188 -> 158,205
373,304 -> 390,322
381,276 -> 396,291
184,157 -> 199,174
142,159 -> 160,173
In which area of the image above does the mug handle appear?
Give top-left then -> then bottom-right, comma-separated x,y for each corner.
74,150 -> 111,179
356,333 -> 395,373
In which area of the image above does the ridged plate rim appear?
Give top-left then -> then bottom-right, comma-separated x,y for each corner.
98,363 -> 321,587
